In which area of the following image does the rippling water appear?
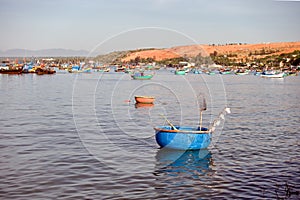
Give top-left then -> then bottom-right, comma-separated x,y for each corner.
1,71 -> 299,199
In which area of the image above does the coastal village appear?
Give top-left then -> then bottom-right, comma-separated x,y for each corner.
1,41 -> 300,77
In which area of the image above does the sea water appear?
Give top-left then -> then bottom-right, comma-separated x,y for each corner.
1,71 -> 299,199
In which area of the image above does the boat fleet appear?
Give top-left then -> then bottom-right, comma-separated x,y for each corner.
1,58 -> 298,78
175,67 -> 297,78
171,61 -> 298,78
0,59 -> 111,75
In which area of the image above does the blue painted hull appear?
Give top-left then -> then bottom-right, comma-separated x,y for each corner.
154,126 -> 211,150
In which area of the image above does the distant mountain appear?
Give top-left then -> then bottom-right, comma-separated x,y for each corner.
0,48 -> 90,57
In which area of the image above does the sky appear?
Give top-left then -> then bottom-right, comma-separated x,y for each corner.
0,0 -> 299,54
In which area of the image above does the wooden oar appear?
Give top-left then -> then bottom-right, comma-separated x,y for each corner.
160,114 -> 178,130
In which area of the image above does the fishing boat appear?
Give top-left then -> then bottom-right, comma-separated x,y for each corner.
134,96 -> 155,104
154,126 -> 211,150
235,70 -> 249,75
96,67 -> 110,72
154,98 -> 230,150
36,67 -> 56,75
286,71 -> 297,76
131,72 -> 153,80
115,65 -> 126,72
261,71 -> 286,78
219,70 -> 232,75
191,68 -> 202,74
68,65 -> 81,73
68,65 -> 92,73
53,67 -> 68,73
0,60 -> 23,74
174,62 -> 191,75
206,71 -> 218,75
0,66 -> 23,74
174,70 -> 186,75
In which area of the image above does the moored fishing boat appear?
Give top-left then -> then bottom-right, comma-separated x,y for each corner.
36,67 -> 56,75
286,71 -> 297,76
219,70 -> 232,75
261,71 -> 286,78
68,65 -> 80,73
154,126 -> 211,150
206,70 -> 219,75
154,97 -> 230,150
68,65 -> 92,73
82,68 -> 92,73
174,70 -> 186,75
131,72 -> 153,80
0,66 -> 23,74
135,95 -> 155,104
191,68 -> 202,74
95,67 -> 110,72
115,65 -> 126,72
0,61 -> 23,74
235,70 -> 249,75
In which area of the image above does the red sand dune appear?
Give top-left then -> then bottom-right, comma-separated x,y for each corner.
121,41 -> 300,62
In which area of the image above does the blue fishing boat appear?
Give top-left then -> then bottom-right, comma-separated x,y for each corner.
154,99 -> 231,150
154,126 -> 211,150
131,72 -> 153,80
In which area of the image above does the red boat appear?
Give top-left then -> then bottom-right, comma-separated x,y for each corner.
134,96 -> 155,104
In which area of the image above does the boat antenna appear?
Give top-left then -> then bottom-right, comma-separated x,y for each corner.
199,96 -> 207,131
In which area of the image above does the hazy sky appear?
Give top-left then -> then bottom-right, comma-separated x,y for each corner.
0,0 -> 299,53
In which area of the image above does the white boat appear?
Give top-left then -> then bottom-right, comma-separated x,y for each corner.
261,71 -> 286,78
235,70 -> 249,75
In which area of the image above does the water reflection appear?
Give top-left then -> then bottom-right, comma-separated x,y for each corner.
153,149 -> 214,198
154,148 -> 213,178
135,103 -> 154,108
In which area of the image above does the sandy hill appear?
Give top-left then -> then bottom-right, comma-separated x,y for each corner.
121,41 -> 300,62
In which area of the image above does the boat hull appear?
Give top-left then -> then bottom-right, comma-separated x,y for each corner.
220,71 -> 231,75
235,72 -> 249,75
175,70 -> 186,75
131,75 -> 153,80
261,73 -> 285,78
154,126 -> 211,150
0,68 -> 23,74
135,103 -> 154,108
135,96 -> 155,104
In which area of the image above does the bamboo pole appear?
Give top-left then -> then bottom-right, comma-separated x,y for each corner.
199,97 -> 206,131
160,114 -> 178,130
199,111 -> 203,131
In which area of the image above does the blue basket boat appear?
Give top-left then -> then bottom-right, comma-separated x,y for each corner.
154,126 -> 212,150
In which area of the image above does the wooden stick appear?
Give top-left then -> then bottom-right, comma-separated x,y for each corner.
199,97 -> 206,131
199,111 -> 203,131
160,114 -> 178,130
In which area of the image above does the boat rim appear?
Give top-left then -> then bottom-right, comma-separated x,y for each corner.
154,127 -> 211,134
135,95 -> 155,99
